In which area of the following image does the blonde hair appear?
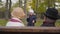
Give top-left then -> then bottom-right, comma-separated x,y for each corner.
11,7 -> 25,18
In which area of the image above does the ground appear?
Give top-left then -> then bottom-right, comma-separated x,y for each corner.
0,19 -> 60,27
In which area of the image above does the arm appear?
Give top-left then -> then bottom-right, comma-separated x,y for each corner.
32,15 -> 36,23
27,18 -> 29,22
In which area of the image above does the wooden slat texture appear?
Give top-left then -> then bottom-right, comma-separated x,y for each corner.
0,26 -> 60,33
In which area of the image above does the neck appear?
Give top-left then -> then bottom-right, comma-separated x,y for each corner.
43,19 -> 56,26
44,20 -> 55,24
44,18 -> 56,23
43,21 -> 55,26
11,16 -> 21,19
10,17 -> 22,22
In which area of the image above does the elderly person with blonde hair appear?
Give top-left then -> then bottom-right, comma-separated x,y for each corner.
6,7 -> 25,26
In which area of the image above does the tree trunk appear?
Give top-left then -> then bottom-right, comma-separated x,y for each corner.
19,0 -> 22,7
48,0 -> 55,8
8,0 -> 12,19
35,0 -> 38,13
24,0 -> 27,14
5,0 -> 9,20
48,0 -> 50,8
0,0 -> 1,2
53,0 -> 55,8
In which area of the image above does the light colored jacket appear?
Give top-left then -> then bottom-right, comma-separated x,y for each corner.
6,18 -> 25,26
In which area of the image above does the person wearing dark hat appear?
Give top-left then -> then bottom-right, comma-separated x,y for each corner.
41,8 -> 60,27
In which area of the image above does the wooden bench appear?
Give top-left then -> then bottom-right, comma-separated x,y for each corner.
0,26 -> 60,34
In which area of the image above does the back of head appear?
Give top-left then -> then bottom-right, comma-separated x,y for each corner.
44,8 -> 59,20
28,8 -> 34,15
11,7 -> 25,18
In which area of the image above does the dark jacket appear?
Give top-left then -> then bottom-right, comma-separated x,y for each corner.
41,22 -> 55,27
27,15 -> 36,26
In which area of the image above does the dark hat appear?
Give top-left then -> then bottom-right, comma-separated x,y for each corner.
44,8 -> 60,20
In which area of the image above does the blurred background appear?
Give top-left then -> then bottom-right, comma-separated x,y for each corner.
0,0 -> 60,27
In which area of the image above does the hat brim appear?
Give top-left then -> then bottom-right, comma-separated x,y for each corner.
44,13 -> 60,20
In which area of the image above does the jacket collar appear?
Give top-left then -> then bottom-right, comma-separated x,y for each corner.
43,21 -> 55,26
10,18 -> 22,22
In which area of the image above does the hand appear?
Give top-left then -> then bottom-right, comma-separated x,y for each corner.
32,20 -> 35,23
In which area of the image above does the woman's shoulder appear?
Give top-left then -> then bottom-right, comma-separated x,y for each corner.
6,21 -> 25,26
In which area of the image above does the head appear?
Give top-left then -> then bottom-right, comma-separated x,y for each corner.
28,9 -> 34,15
11,7 -> 25,19
29,12 -> 34,16
44,8 -> 59,23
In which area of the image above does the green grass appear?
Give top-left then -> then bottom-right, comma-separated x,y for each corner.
0,19 -> 60,27
55,20 -> 60,27
35,19 -> 43,26
35,19 -> 60,27
0,19 -> 7,26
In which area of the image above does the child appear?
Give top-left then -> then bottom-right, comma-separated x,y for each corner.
27,9 -> 36,26
6,7 -> 25,26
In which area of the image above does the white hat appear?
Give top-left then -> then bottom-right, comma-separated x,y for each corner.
29,8 -> 34,13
